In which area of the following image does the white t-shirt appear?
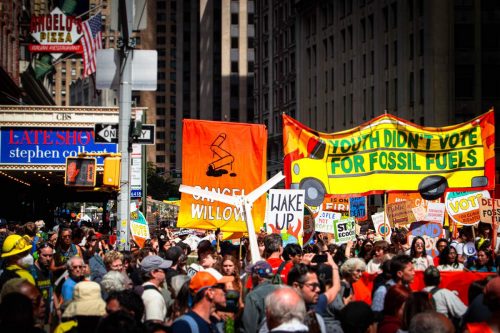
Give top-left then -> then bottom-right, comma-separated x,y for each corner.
142,282 -> 166,322
423,286 -> 467,318
412,255 -> 434,271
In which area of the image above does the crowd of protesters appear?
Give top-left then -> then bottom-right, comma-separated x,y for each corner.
0,216 -> 499,333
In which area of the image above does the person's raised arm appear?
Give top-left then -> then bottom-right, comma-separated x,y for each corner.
323,252 -> 341,304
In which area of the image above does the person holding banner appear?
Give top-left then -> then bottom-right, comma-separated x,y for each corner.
409,236 -> 434,271
468,248 -> 497,273
436,246 -> 464,272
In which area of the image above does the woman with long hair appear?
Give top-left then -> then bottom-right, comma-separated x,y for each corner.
437,246 -> 464,271
409,236 -> 433,271
212,255 -> 244,332
399,291 -> 435,332
469,248 -> 497,272
378,284 -> 412,333
358,239 -> 374,263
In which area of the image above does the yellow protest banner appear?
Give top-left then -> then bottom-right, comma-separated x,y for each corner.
283,110 -> 495,207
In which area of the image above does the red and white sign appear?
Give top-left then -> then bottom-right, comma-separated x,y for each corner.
29,7 -> 83,58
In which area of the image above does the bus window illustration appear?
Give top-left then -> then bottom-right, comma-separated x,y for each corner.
206,133 -> 236,177
290,138 -> 328,206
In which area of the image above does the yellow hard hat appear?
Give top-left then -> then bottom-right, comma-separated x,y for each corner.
2,234 -> 32,258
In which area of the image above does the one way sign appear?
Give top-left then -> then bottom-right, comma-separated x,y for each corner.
95,124 -> 156,144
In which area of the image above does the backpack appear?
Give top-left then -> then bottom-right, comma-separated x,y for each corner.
133,284 -> 162,297
173,314 -> 200,333
429,287 -> 461,330
271,261 -> 287,285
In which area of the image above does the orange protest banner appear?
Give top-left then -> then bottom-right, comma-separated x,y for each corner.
177,119 -> 267,233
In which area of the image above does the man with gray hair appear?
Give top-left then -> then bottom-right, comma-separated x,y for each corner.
409,311 -> 454,333
61,255 -> 85,303
265,286 -> 308,333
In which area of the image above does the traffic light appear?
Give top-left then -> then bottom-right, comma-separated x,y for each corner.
65,157 -> 97,187
103,156 -> 121,187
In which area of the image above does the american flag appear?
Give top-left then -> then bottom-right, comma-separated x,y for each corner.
81,13 -> 103,77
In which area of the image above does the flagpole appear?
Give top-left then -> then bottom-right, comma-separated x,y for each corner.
76,1 -> 105,19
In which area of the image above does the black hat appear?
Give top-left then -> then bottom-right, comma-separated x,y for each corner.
0,218 -> 7,228
197,240 -> 214,254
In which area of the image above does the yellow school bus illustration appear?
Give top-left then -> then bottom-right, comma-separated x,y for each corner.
283,112 -> 495,207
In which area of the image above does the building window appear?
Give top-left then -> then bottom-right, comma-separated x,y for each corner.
231,13 -> 238,25
419,29 -> 424,56
419,69 -> 424,103
369,15 -> 374,39
231,61 -> 238,73
349,59 -> 353,82
361,19 -> 366,43
231,37 -> 238,49
343,63 -> 346,85
393,40 -> 397,65
331,68 -> 334,90
323,38 -> 328,60
348,25 -> 353,49
409,72 -> 415,106
341,29 -> 346,52
391,3 -> 397,29
370,50 -> 374,74
385,81 -> 389,110
409,34 -> 414,59
384,44 -> 388,69
329,36 -> 334,58
393,79 -> 398,111
362,54 -> 366,78
383,6 -> 388,32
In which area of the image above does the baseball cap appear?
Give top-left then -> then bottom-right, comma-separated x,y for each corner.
189,269 -> 234,294
0,218 -> 7,228
139,255 -> 172,272
245,260 -> 273,278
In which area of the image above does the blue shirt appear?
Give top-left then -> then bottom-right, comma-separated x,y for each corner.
314,293 -> 328,316
170,311 -> 218,333
61,277 -> 78,302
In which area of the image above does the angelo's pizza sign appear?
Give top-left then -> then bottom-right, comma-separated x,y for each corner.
283,110 -> 495,207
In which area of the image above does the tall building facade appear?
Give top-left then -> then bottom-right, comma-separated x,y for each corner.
255,0 -> 500,175
0,0 -> 54,105
140,0 -> 255,175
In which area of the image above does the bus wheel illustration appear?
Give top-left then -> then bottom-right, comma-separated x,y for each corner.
301,178 -> 326,207
418,176 -> 447,200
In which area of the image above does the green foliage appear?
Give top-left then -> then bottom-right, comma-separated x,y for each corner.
146,163 -> 179,200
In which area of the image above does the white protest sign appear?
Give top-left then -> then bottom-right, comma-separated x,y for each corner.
372,211 -> 392,241
412,206 -> 427,222
315,210 -> 342,234
334,217 -> 356,244
265,189 -> 305,245
425,202 -> 446,224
